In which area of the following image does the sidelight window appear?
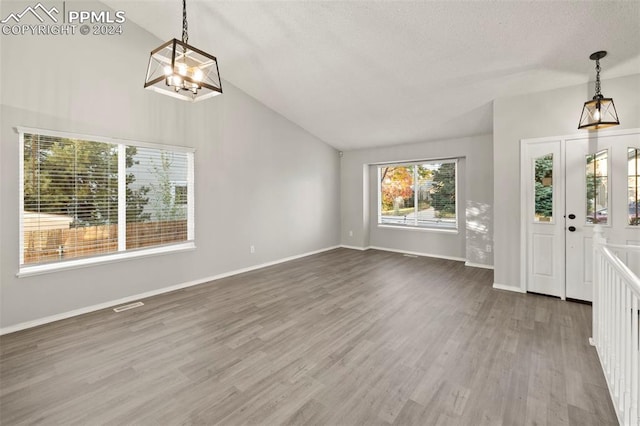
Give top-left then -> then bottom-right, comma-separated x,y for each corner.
534,154 -> 553,222
629,148 -> 640,226
585,150 -> 608,225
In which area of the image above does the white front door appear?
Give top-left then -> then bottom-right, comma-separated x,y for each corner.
522,129 -> 640,301
565,132 -> 640,301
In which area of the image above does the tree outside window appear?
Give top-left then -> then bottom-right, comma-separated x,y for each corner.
378,160 -> 457,229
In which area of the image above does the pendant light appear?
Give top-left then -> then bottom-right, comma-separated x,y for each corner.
144,0 -> 222,102
578,51 -> 619,130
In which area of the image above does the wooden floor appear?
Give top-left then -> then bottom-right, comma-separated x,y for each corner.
0,248 -> 617,425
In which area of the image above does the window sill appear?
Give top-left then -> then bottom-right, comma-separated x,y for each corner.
377,224 -> 459,234
17,242 -> 196,278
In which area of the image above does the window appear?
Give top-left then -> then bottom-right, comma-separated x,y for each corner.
629,148 -> 640,226
19,128 -> 194,273
534,154 -> 553,222
378,159 -> 457,229
585,149 -> 608,224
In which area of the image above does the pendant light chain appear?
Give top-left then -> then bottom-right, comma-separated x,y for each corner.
182,0 -> 189,45
594,58 -> 601,98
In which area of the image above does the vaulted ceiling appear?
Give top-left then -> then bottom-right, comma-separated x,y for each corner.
106,1 -> 640,150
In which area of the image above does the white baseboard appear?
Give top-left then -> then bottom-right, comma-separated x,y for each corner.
0,245 -> 340,336
492,283 -> 526,294
367,246 -> 466,263
342,245 -> 491,268
464,262 -> 494,270
339,244 -> 368,251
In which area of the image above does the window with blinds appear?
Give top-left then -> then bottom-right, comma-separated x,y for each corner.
19,129 -> 194,271
378,159 -> 457,229
126,147 -> 189,250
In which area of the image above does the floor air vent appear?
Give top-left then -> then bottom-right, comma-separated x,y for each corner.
113,301 -> 144,312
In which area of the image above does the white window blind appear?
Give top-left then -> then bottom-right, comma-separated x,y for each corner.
378,159 -> 457,229
19,129 -> 194,270
126,147 -> 189,249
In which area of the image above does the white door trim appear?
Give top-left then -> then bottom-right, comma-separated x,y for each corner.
520,127 -> 640,296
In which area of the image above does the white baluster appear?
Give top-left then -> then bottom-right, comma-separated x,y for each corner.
590,230 -> 640,424
593,225 -> 605,348
632,295 -> 638,426
620,282 -> 633,424
616,275 -> 621,399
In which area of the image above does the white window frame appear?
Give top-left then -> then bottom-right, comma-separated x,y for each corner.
17,127 -> 196,277
377,158 -> 458,232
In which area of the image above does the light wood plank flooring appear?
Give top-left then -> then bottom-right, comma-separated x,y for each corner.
0,248 -> 617,425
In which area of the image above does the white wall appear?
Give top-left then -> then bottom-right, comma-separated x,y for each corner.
0,0 -> 340,330
493,74 -> 640,290
340,134 -> 493,265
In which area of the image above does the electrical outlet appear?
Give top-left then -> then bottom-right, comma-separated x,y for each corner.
349,230 -> 353,237
250,245 -> 255,254
486,244 -> 492,253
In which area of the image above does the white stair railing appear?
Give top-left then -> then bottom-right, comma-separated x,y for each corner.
591,225 -> 640,426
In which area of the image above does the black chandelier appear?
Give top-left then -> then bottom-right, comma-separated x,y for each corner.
144,0 -> 222,102
578,51 -> 619,130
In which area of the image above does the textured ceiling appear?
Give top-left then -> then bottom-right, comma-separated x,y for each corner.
105,1 -> 640,150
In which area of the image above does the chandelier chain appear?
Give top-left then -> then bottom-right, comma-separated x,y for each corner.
594,59 -> 601,97
182,0 -> 188,45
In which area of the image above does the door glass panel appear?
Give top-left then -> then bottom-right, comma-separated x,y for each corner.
629,148 -> 640,226
585,149 -> 608,224
534,154 -> 553,222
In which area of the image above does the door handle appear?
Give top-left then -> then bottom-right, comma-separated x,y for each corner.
568,226 -> 576,232
568,214 -> 576,219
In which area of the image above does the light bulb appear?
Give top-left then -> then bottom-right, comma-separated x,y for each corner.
594,109 -> 601,121
193,68 -> 204,82
178,63 -> 187,76
173,76 -> 182,86
163,65 -> 172,76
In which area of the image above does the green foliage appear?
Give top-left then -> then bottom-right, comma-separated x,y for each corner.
417,164 -> 433,180
430,163 -> 456,216
23,135 -> 150,226
534,184 -> 553,217
534,156 -> 553,218
149,152 -> 186,221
